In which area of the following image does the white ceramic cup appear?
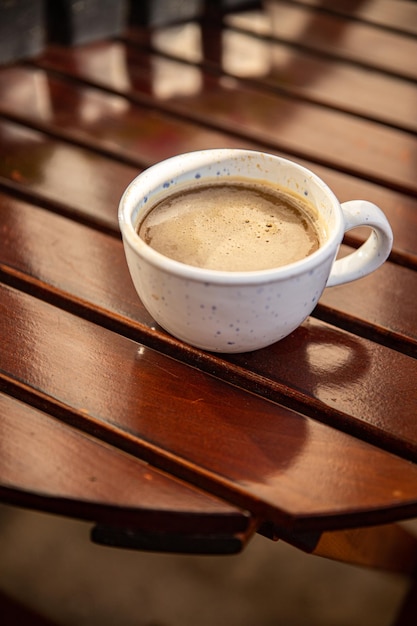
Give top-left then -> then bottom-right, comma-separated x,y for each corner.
119,149 -> 393,353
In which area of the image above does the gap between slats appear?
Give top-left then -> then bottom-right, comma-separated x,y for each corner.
223,1 -> 417,80
27,46 -> 417,198
133,42 -> 417,136
0,110 -> 415,273
0,253 -> 415,361
3,282 -> 417,532
280,0 -> 417,39
1,262 -> 417,468
27,55 -> 415,199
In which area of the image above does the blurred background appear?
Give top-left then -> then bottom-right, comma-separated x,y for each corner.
0,503 -> 410,626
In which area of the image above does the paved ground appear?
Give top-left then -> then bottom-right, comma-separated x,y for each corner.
0,504 -> 410,625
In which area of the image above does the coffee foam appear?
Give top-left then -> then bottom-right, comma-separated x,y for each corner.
139,182 -> 322,271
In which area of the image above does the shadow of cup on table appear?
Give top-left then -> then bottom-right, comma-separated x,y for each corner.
124,341 -> 309,487
232,318 -> 372,402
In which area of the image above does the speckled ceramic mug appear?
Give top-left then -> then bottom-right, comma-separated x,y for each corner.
119,149 -> 393,353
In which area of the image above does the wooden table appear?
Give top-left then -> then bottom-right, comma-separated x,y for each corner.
1,1 -> 417,623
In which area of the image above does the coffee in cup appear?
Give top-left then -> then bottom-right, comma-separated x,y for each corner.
138,181 -> 325,272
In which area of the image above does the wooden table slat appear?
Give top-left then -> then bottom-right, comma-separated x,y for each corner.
0,394 -> 250,540
228,1 -> 417,79
128,19 -> 417,133
35,43 -> 417,195
279,0 -> 417,37
1,194 -> 417,456
0,116 -> 135,232
0,65 -> 416,268
2,283 -> 417,532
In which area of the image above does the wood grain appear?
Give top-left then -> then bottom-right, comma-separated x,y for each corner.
1,195 -> 416,456
230,1 -> 417,79
35,43 -> 417,194
266,0 -> 417,37
0,394 -> 249,537
127,14 -> 417,132
2,283 -> 417,531
0,64 -> 416,266
312,523 -> 417,575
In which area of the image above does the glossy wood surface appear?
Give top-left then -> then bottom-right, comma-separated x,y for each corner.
1,197 -> 417,457
4,281 -> 417,531
0,393 -> 249,535
1,0 -> 417,563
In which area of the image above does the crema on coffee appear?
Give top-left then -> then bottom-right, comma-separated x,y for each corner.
138,181 -> 324,271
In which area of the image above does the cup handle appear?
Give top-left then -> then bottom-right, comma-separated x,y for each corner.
326,200 -> 393,287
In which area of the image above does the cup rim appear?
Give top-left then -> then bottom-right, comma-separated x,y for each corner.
118,149 -> 344,285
